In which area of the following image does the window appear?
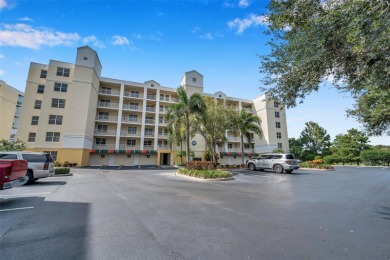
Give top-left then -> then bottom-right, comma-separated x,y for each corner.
130,91 -> 139,98
127,139 -> 136,146
31,116 -> 39,125
146,105 -> 154,111
165,95 -> 169,101
101,87 -> 111,94
48,115 -> 63,125
145,128 -> 153,136
158,128 -> 168,135
277,143 -> 283,149
54,82 -> 68,92
145,116 -> 154,124
192,77 -> 197,82
130,102 -> 139,110
52,98 -> 65,108
46,132 -> 60,142
160,94 -> 164,100
272,155 -> 283,159
43,151 -> 58,161
56,67 -> 70,77
40,70 -> 47,78
34,100 -> 42,109
128,114 -> 138,122
100,98 -> 110,103
95,138 -> 106,145
128,127 -> 137,134
0,154 -> 17,159
276,132 -> 282,139
83,56 -> 88,60
37,85 -> 45,93
244,144 -> 250,149
228,143 -> 233,149
274,101 -> 280,108
28,133 -> 36,142
98,112 -> 109,119
275,111 -> 280,118
22,154 -> 47,162
276,122 -> 281,128
144,140 -> 152,146
97,125 -> 108,132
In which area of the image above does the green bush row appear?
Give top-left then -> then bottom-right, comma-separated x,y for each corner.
55,167 -> 70,175
299,162 -> 334,170
360,149 -> 390,166
186,161 -> 217,170
178,168 -> 232,179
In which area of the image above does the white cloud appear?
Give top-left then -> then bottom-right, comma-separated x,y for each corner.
0,69 -> 5,76
18,17 -> 33,22
223,2 -> 235,8
0,0 -> 16,10
0,53 -> 4,59
227,14 -> 268,34
0,23 -> 80,49
112,35 -> 130,46
192,26 -> 201,34
239,0 -> 249,8
131,33 -> 161,42
83,35 -> 105,48
200,33 -> 214,40
0,0 -> 8,9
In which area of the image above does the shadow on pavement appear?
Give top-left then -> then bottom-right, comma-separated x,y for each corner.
27,180 -> 67,186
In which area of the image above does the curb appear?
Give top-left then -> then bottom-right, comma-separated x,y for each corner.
53,173 -> 74,177
175,172 -> 234,182
299,168 -> 335,171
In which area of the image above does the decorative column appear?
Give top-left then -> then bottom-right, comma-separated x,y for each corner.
115,83 -> 124,150
140,87 -> 148,150
154,89 -> 160,150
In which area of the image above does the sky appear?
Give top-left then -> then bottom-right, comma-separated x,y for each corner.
0,0 -> 388,145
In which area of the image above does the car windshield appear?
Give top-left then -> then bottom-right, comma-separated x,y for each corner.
285,154 -> 295,159
0,154 -> 17,159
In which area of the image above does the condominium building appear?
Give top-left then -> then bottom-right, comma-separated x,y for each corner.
0,80 -> 23,141
16,46 -> 289,166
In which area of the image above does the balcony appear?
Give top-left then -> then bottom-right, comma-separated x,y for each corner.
145,119 -> 155,124
93,143 -> 116,150
143,145 -> 154,150
95,115 -> 118,122
146,94 -> 156,100
119,144 -> 140,150
121,117 -> 140,124
158,133 -> 168,138
242,107 -> 253,113
227,136 -> 255,143
159,118 -> 167,125
222,148 -> 254,153
172,98 -> 179,103
123,92 -> 143,99
158,145 -> 170,150
144,132 -> 154,137
146,107 -> 155,112
122,104 -> 140,111
94,129 -> 117,136
120,131 -> 140,137
159,96 -> 170,101
99,88 -> 120,96
97,102 -> 119,109
159,108 -> 166,113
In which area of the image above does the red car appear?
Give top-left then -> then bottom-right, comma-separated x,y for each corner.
0,159 -> 28,190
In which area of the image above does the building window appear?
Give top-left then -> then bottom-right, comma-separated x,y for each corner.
98,112 -> 109,119
244,144 -> 250,149
130,91 -> 139,98
28,133 -> 36,142
276,122 -> 281,128
52,98 -> 65,108
43,151 -> 58,161
274,101 -> 280,108
130,102 -> 139,110
83,56 -> 88,60
56,67 -> 70,77
37,85 -> 45,93
128,114 -> 138,122
97,125 -> 108,132
128,127 -> 137,134
95,138 -> 106,145
48,115 -> 63,125
192,77 -> 196,82
46,132 -> 60,142
31,116 -> 39,125
145,128 -> 153,136
275,111 -> 280,118
40,70 -> 47,78
277,143 -> 283,149
54,82 -> 68,92
276,132 -> 282,139
127,139 -> 136,146
101,87 -> 111,94
144,140 -> 152,146
34,100 -> 42,109
228,143 -> 233,149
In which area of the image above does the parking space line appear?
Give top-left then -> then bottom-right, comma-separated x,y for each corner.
0,192 -> 52,198
0,207 -> 34,212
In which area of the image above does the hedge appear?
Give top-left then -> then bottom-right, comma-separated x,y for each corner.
360,149 -> 390,166
55,167 -> 71,175
186,161 -> 217,170
178,168 -> 232,179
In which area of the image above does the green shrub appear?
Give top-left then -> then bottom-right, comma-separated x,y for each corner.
361,149 -> 390,166
178,168 -> 232,179
186,161 -> 217,170
55,167 -> 70,175
314,155 -> 322,160
323,155 -> 337,165
299,161 -> 334,170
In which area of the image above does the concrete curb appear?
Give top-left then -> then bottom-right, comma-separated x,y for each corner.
175,172 -> 234,182
53,173 -> 74,177
299,168 -> 335,171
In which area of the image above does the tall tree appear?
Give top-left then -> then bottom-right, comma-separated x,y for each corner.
260,0 -> 390,136
288,137 -> 304,159
332,128 -> 370,165
174,86 -> 206,163
231,110 -> 263,164
0,139 -> 26,151
165,105 -> 186,164
300,121 -> 331,157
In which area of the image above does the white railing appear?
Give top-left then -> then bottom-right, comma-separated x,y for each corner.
227,136 -> 241,142
123,104 -> 140,111
242,107 -> 253,113
99,88 -> 120,96
147,95 -> 156,100
97,102 -> 119,109
158,133 -> 168,137
95,115 -> 118,122
94,129 -> 117,135
159,108 -> 166,113
143,145 -> 154,150
123,92 -> 142,99
158,145 -> 170,150
121,117 -> 140,123
93,144 -> 116,150
146,107 -> 155,112
172,98 -> 179,102
119,144 -> 140,150
222,148 -> 254,153
159,119 -> 167,124
120,131 -> 139,137
145,119 -> 155,124
144,132 -> 154,136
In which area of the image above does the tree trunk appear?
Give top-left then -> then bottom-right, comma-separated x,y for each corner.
241,134 -> 245,164
180,140 -> 183,164
186,114 -> 190,163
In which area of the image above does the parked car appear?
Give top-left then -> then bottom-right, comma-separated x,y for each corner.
0,152 -> 54,183
247,153 -> 300,173
0,159 -> 28,190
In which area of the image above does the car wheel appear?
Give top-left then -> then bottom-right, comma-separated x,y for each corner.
26,170 -> 34,184
273,164 -> 284,174
285,170 -> 293,174
248,163 -> 256,171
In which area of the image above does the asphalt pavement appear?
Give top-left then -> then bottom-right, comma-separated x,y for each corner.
0,166 -> 389,259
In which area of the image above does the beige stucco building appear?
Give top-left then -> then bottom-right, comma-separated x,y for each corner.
16,46 -> 289,166
0,80 -> 23,141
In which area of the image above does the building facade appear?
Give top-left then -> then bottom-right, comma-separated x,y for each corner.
0,80 -> 23,141
16,46 -> 289,166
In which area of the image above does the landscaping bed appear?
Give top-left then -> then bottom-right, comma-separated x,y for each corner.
54,167 -> 72,175
299,159 -> 335,170
178,168 -> 233,179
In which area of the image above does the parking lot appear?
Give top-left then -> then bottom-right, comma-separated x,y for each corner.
1,166 -> 389,259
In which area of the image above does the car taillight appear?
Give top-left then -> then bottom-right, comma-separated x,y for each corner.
44,162 -> 49,170
285,160 -> 292,165
4,166 -> 12,179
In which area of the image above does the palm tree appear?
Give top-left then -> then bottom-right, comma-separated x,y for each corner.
165,106 -> 186,164
174,86 -> 206,163
233,110 -> 263,164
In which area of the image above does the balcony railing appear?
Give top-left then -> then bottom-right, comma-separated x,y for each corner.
123,92 -> 142,99
99,88 -> 120,96
242,107 -> 253,113
143,145 -> 154,150
144,132 -> 154,136
222,148 -> 254,153
160,96 -> 170,101
145,119 -> 155,124
121,117 -> 140,123
94,129 -> 117,136
159,119 -> 167,124
93,143 -> 116,150
97,102 -> 119,109
158,133 -> 168,138
172,98 -> 179,102
158,145 -> 170,150
95,115 -> 118,122
159,108 -> 166,113
146,107 -> 155,112
227,136 -> 241,142
146,94 -> 156,100
120,131 -> 140,137
119,144 -> 140,150
123,104 -> 140,111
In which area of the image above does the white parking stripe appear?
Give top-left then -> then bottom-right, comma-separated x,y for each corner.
0,207 -> 34,212
0,192 -> 51,198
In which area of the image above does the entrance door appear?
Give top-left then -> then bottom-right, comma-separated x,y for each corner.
108,155 -> 115,166
161,153 -> 170,165
134,155 -> 139,165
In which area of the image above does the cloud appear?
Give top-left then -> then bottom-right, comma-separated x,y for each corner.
112,35 -> 130,46
0,23 -> 80,49
239,0 -> 249,7
199,32 -> 225,40
192,26 -> 201,34
0,69 -> 5,76
131,32 -> 162,42
223,2 -> 235,8
0,0 -> 7,9
0,53 -> 4,59
227,14 -> 268,33
18,17 -> 33,22
83,35 -> 105,48
0,0 -> 16,10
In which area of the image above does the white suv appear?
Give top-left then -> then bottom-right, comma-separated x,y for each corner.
0,152 -> 55,183
247,153 -> 300,173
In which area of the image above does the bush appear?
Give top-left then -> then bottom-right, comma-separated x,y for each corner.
54,161 -> 62,167
323,155 -> 338,165
299,161 -> 334,170
55,167 -> 70,175
186,161 -> 216,170
178,168 -> 232,179
310,159 -> 324,164
314,155 -> 322,160
361,149 -> 390,166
